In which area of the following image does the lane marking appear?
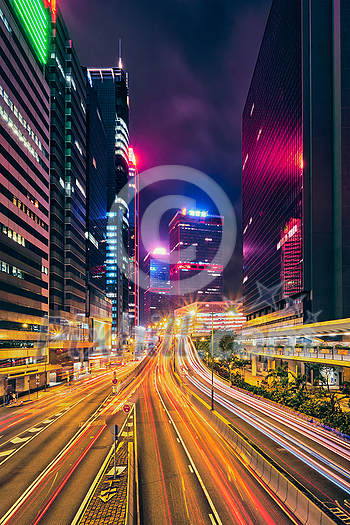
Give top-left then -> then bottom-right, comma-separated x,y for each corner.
28,427 -> 44,433
10,436 -> 31,444
209,514 -> 216,525
155,368 -> 224,525
188,464 -> 194,473
0,450 -> 15,457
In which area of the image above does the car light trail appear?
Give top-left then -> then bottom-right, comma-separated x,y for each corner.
156,353 -> 293,525
29,423 -> 106,525
187,372 -> 350,495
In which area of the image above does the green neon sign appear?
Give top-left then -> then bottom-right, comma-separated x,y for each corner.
13,0 -> 48,64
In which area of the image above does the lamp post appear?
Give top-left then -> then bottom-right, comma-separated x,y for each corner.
206,304 -> 214,411
173,320 -> 176,372
211,309 -> 214,410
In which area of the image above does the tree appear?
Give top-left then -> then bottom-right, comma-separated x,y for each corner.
231,356 -> 251,379
219,334 -> 235,356
266,363 -> 289,388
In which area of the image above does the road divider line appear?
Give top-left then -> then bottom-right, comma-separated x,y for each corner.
0,391 -> 114,525
71,404 -> 136,525
155,367 -> 223,525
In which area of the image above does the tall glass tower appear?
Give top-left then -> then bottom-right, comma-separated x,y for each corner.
128,147 -> 139,333
0,0 -> 50,387
87,64 -> 130,354
169,209 -> 223,309
242,0 -> 350,324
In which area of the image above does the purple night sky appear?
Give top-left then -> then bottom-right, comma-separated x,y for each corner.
58,0 -> 272,299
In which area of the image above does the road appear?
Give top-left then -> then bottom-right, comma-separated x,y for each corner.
0,337 -> 345,525
177,335 -> 350,522
137,338 -> 297,525
0,360 -> 146,525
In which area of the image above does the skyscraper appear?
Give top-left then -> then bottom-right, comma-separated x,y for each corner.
48,8 -> 87,317
242,0 -> 350,324
46,5 -> 93,379
0,0 -> 50,391
128,147 -> 139,333
144,248 -> 170,326
86,83 -> 112,354
169,209 -> 223,309
87,63 -> 130,353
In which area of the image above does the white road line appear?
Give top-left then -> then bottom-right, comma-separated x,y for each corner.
10,436 -> 31,444
0,450 -> 15,457
209,514 -> 216,525
28,427 -> 44,433
155,368 -> 224,525
188,464 -> 194,473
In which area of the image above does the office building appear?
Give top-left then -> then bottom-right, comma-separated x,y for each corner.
242,0 -> 350,325
128,147 -> 139,333
174,301 -> 246,337
86,83 -> 112,355
144,248 -> 170,326
47,5 -> 95,378
48,8 -> 87,317
0,0 -> 50,393
87,64 -> 130,353
169,209 -> 223,309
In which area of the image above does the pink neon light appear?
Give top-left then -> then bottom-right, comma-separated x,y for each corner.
44,0 -> 56,23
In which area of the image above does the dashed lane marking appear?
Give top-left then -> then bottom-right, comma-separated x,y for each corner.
10,436 -> 31,444
0,450 -> 15,457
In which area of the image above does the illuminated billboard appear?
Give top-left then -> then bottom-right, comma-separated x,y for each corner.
13,0 -> 49,63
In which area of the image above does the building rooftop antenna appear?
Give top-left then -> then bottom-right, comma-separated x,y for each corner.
118,39 -> 122,69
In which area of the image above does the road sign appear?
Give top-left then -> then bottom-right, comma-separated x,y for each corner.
123,404 -> 131,413
112,378 -> 118,385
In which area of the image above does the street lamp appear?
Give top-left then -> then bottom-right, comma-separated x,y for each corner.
206,304 -> 214,410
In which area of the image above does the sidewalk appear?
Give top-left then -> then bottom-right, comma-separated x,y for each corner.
72,405 -> 138,525
76,440 -> 130,525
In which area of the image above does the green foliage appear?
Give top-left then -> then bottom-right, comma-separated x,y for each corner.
207,356 -> 350,436
219,334 -> 235,355
230,355 -> 251,378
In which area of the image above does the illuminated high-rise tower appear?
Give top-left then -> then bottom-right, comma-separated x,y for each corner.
0,0 -> 50,388
242,0 -> 350,324
169,209 -> 223,309
128,147 -> 139,333
144,248 -> 170,326
87,58 -> 130,353
48,6 -> 87,319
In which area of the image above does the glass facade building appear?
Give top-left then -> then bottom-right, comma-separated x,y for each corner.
48,9 -> 87,317
128,147 -> 139,333
87,67 -> 130,352
243,0 -> 350,324
0,0 -> 50,388
86,83 -> 112,353
143,250 -> 170,326
242,0 -> 302,319
169,210 -> 223,309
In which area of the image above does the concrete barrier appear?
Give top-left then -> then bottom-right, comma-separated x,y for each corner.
188,391 -> 339,525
